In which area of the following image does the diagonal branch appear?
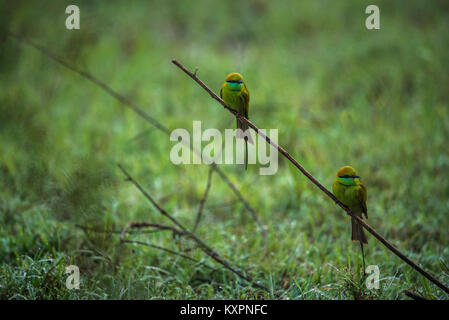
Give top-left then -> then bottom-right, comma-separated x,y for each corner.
76,223 -> 184,236
6,31 -> 267,250
120,221 -> 185,241
403,290 -> 428,300
213,164 -> 267,251
120,239 -> 218,271
193,166 -> 214,232
118,164 -> 268,291
171,59 -> 449,295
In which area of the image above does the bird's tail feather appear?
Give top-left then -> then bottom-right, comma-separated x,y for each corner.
244,138 -> 248,170
351,218 -> 368,244
236,119 -> 254,144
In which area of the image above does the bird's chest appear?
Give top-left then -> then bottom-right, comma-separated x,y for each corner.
334,184 -> 361,211
222,90 -> 243,110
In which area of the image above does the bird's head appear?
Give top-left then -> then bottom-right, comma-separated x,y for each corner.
224,73 -> 244,91
336,166 -> 360,186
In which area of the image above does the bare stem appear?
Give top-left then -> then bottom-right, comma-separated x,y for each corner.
120,221 -> 185,241
76,223 -> 184,236
403,290 -> 428,300
171,58 -> 449,295
193,167 -> 214,232
121,239 -> 218,271
118,164 -> 268,291
7,31 -> 267,249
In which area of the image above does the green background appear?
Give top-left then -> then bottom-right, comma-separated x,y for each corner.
1,0 -> 448,299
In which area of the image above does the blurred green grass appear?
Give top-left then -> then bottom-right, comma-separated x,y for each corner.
1,0 -> 448,299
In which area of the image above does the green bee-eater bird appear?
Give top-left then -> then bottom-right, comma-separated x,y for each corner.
332,166 -> 368,244
332,166 -> 368,272
220,72 -> 253,170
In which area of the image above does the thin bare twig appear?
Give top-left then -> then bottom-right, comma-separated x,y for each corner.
120,221 -> 185,241
171,58 -> 449,295
193,167 -> 214,232
121,239 -> 218,271
212,164 -> 268,252
118,164 -> 268,291
75,224 -> 121,234
75,223 -> 184,236
6,31 -> 267,249
403,290 -> 429,300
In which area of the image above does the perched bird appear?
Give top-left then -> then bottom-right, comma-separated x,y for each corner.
220,72 -> 253,169
332,166 -> 368,272
332,166 -> 368,244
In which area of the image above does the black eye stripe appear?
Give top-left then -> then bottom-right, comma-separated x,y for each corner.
339,175 -> 359,178
227,80 -> 243,84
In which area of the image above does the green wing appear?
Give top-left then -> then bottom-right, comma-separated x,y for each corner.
220,86 -> 223,99
357,183 -> 368,219
240,83 -> 250,118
